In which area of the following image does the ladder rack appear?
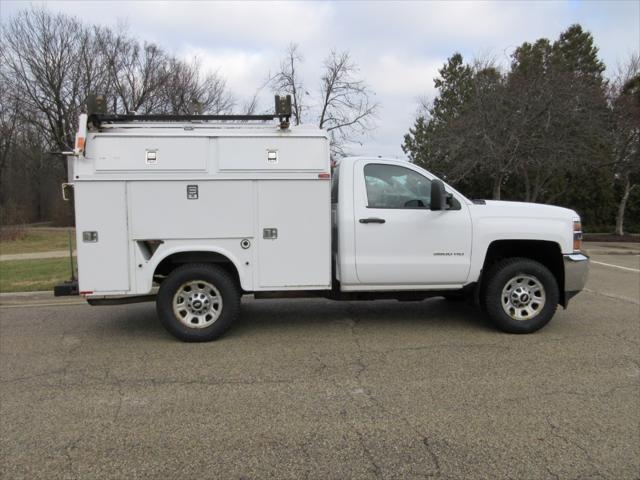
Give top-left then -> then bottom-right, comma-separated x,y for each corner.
87,95 -> 292,130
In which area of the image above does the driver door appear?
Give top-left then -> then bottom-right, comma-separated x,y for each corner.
353,160 -> 472,286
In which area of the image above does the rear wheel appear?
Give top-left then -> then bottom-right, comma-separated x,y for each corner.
483,258 -> 558,334
156,263 -> 240,342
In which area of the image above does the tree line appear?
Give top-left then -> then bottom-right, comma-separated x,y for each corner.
403,25 -> 639,234
1,8 -> 637,234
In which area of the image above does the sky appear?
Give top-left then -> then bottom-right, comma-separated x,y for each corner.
2,0 -> 639,158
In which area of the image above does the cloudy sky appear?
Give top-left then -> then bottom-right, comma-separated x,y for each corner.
2,0 -> 639,158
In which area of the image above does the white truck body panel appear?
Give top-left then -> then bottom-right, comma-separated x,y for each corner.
72,124 -> 331,295
74,181 -> 130,293
466,201 -> 576,282
257,180 -> 331,288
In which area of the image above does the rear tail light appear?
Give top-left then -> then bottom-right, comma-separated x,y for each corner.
573,221 -> 582,252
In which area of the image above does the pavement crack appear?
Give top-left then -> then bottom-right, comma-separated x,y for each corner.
106,370 -> 124,423
341,409 -> 383,479
299,442 -> 311,480
63,435 -> 82,479
545,465 -> 560,480
422,437 -> 442,478
344,304 -> 443,478
502,382 -> 638,403
0,369 -> 67,384
545,416 -> 608,480
345,304 -> 369,381
311,352 -> 328,375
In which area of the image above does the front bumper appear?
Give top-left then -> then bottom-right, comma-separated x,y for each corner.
563,253 -> 589,303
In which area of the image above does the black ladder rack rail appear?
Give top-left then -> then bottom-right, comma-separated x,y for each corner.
87,95 -> 292,129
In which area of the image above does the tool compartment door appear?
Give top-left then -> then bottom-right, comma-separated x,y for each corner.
74,182 -> 130,293
258,180 -> 331,289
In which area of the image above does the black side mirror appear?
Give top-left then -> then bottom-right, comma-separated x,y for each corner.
430,179 -> 447,211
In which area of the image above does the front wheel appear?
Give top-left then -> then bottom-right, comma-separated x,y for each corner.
483,258 -> 559,334
156,263 -> 240,342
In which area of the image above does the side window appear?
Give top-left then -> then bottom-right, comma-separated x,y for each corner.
364,164 -> 432,209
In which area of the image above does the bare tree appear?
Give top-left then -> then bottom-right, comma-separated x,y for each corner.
1,7 -> 90,150
99,31 -> 170,114
610,54 -> 640,235
269,47 -> 377,156
0,87 -> 20,176
463,62 -> 522,199
318,51 -> 378,156
269,43 -> 305,125
242,91 -> 260,115
161,58 -> 234,115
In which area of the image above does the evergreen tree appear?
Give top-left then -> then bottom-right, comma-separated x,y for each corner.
402,24 -> 622,230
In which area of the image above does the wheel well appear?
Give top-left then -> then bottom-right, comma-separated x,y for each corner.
482,240 -> 565,306
154,251 -> 241,289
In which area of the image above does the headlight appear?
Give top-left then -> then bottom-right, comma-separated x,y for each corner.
573,220 -> 582,252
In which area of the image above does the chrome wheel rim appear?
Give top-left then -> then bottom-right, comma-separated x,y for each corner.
501,274 -> 546,321
172,280 -> 223,329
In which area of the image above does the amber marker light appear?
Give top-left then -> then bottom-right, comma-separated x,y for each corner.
573,221 -> 582,252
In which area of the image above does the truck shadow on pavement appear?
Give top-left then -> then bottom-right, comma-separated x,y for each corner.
231,298 -> 492,337
88,297 -> 492,342
92,298 -> 492,341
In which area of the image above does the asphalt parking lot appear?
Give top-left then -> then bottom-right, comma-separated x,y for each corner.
1,252 -> 638,479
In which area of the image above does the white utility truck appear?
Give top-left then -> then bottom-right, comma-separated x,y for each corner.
55,95 -> 589,341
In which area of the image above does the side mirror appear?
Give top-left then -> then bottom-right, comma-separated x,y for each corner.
430,179 -> 447,211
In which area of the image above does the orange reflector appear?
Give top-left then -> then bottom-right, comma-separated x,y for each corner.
318,172 -> 331,179
573,237 -> 582,251
75,137 -> 85,150
573,221 -> 582,251
79,291 -> 93,295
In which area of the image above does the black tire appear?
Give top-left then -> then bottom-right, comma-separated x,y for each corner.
483,257 -> 559,334
156,263 -> 240,342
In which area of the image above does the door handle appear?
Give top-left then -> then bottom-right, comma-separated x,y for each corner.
359,217 -> 386,224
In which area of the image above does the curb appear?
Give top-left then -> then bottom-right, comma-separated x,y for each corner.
0,291 -> 86,307
0,251 -> 77,262
584,250 -> 640,256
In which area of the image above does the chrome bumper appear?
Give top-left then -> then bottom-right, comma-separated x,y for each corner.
563,253 -> 589,301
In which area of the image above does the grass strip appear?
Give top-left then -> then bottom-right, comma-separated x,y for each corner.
0,229 -> 75,255
0,257 -> 77,293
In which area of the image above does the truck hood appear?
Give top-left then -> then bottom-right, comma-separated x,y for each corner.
468,200 -> 578,255
478,200 -> 578,220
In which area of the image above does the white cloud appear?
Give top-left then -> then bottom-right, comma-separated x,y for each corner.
365,54 -> 441,98
13,0 -> 334,50
181,47 -> 272,99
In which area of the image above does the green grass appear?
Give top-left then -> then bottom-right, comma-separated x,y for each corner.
0,229 -> 75,255
0,257 -> 76,293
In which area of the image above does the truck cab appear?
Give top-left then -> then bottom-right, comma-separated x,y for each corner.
332,156 -> 588,328
334,157 -> 473,290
